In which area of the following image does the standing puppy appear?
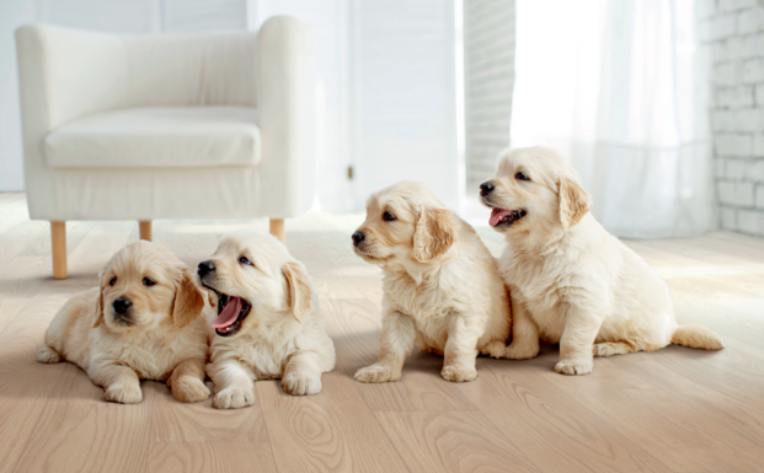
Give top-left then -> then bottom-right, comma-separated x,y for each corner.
198,234 -> 335,409
37,241 -> 212,403
481,147 -> 723,375
352,181 -> 511,383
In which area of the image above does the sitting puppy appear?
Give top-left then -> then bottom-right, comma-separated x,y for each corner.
36,241 -> 212,403
198,234 -> 335,409
352,181 -> 511,383
480,147 -> 724,375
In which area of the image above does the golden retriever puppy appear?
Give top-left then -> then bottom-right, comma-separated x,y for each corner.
480,147 -> 724,375
352,181 -> 511,383
36,241 -> 212,403
198,234 -> 336,409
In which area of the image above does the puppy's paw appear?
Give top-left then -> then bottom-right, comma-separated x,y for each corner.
483,341 -> 506,359
592,342 -> 631,357
554,358 -> 593,376
440,364 -> 478,383
503,343 -> 539,360
36,345 -> 61,364
104,382 -> 143,404
213,386 -> 255,409
354,363 -> 400,383
171,376 -> 211,403
281,371 -> 322,396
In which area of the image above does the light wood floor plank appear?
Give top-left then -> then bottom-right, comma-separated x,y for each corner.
466,357 -> 676,473
374,410 -> 542,473
147,440 -> 278,473
257,377 -> 412,473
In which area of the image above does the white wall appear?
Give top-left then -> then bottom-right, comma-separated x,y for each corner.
699,0 -> 764,236
37,0 -> 160,32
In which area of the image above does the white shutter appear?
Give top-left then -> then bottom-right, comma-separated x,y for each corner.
349,0 -> 460,208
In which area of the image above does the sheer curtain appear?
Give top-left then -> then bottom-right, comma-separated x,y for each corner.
510,0 -> 714,238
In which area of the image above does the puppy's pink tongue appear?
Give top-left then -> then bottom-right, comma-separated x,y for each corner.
489,208 -> 511,227
212,297 -> 243,329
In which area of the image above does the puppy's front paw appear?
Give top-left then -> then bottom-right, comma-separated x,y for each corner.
354,363 -> 400,383
483,341 -> 506,359
504,343 -> 539,360
281,371 -> 322,396
213,386 -> 255,409
440,364 -> 478,383
172,376 -> 211,403
105,382 -> 143,404
554,358 -> 593,376
36,345 -> 61,364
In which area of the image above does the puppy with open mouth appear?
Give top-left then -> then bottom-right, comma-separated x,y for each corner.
199,234 -> 335,409
37,241 -> 213,404
481,147 -> 723,375
352,181 -> 512,383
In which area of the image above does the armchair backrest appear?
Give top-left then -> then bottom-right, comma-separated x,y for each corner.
124,33 -> 258,108
16,25 -> 127,132
15,24 -> 258,133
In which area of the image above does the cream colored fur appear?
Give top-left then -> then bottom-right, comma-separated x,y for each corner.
352,181 -> 511,383
36,241 -> 213,403
201,234 -> 335,409
482,147 -> 724,376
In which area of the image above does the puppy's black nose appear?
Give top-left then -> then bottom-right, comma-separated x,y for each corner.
197,260 -> 215,278
352,231 -> 365,247
480,181 -> 495,196
112,297 -> 132,315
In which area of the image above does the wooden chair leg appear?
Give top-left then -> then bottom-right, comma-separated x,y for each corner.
269,218 -> 285,241
50,221 -> 67,279
139,220 -> 152,241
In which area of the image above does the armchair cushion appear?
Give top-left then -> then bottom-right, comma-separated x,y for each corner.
45,107 -> 260,169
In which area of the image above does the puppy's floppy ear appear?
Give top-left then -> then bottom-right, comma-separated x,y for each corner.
557,177 -> 589,229
93,271 -> 105,328
412,207 -> 456,263
171,268 -> 205,327
282,261 -> 313,321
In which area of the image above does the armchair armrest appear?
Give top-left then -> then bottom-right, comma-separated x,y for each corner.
15,24 -> 127,133
254,16 -> 316,216
15,24 -> 127,216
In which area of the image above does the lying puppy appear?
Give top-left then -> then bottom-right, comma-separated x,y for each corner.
352,181 -> 511,383
37,241 -> 212,403
198,234 -> 335,409
481,147 -> 723,375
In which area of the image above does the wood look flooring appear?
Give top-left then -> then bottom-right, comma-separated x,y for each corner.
0,192 -> 763,473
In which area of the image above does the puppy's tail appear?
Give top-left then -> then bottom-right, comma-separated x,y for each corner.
36,344 -> 61,363
671,325 -> 724,351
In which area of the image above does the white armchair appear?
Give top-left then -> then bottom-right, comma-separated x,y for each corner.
15,17 -> 315,278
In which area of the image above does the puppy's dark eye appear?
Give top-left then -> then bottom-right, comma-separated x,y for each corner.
238,255 -> 253,266
108,276 -> 117,287
142,277 -> 156,287
382,211 -> 397,222
515,171 -> 531,182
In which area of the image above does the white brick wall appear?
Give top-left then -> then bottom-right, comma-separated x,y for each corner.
463,0 -> 515,188
756,184 -> 764,206
702,0 -> 764,236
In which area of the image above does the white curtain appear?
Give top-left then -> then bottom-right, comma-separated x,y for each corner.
511,0 -> 714,238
